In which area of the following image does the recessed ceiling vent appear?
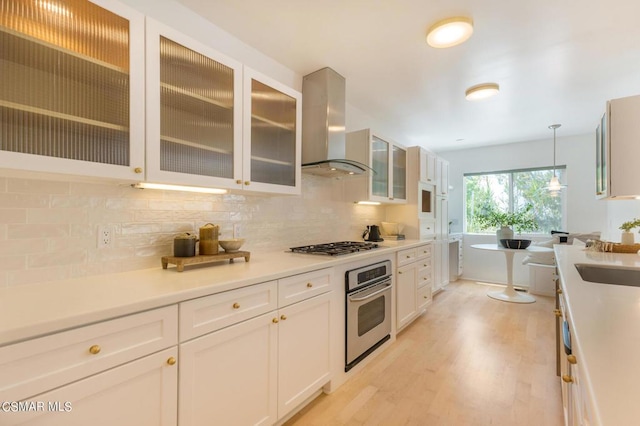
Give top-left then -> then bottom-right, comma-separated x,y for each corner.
301,67 -> 370,177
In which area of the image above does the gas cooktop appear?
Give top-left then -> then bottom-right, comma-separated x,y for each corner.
289,241 -> 380,256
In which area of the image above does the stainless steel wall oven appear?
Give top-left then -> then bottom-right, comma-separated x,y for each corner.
345,260 -> 392,371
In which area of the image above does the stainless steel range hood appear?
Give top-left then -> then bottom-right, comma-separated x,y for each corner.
302,68 -> 370,177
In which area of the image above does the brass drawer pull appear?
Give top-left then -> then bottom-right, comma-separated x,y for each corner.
167,357 -> 177,366
89,345 -> 101,355
306,283 -> 313,288
232,302 -> 240,309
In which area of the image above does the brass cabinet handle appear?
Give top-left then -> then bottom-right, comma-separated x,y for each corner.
89,345 -> 101,355
134,167 -> 143,174
554,309 -> 562,318
280,315 -> 287,321
562,374 -> 574,383
236,179 -> 242,185
406,255 -> 411,258
167,357 -> 177,366
567,355 -> 577,364
232,302 -> 240,309
244,181 -> 250,186
272,317 -> 279,324
557,288 -> 563,294
398,271 -> 403,274
306,283 -> 313,288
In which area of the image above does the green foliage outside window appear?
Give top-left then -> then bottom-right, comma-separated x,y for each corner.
465,168 -> 564,234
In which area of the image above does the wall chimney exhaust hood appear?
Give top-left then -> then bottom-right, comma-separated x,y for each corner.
301,67 -> 370,177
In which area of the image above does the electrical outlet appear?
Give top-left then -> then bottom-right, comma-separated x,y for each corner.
97,226 -> 111,248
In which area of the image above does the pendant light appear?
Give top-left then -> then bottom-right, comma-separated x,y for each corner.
548,124 -> 564,196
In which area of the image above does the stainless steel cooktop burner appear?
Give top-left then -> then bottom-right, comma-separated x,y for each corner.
289,241 -> 379,256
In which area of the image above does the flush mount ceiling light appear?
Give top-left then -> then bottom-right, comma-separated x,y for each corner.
132,183 -> 227,194
426,17 -> 474,48
465,83 -> 500,101
547,124 -> 567,197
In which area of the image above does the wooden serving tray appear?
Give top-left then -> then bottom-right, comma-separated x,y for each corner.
161,251 -> 250,272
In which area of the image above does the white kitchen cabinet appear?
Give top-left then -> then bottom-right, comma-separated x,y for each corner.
419,147 -> 438,185
145,18 -> 243,190
0,306 -> 178,426
558,280 -> 595,426
436,157 -> 449,196
596,94 -> 640,199
396,261 -> 418,330
0,0 -> 145,181
179,311 -> 278,426
4,348 -> 178,426
146,21 -> 301,195
178,273 -> 332,424
433,195 -> 449,294
396,244 -> 432,331
242,67 -> 302,195
345,129 -> 407,204
277,292 -> 331,417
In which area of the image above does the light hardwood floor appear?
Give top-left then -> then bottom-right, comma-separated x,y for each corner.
285,280 -> 563,426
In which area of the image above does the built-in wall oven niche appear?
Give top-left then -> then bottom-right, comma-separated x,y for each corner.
419,182 -> 435,219
345,260 -> 392,372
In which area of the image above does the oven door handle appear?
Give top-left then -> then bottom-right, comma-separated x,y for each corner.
348,283 -> 391,302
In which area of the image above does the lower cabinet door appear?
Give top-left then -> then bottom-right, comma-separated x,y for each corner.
2,347 -> 178,426
178,312 -> 278,426
396,263 -> 418,330
277,292 -> 331,418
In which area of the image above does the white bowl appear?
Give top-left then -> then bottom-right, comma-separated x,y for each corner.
219,238 -> 245,252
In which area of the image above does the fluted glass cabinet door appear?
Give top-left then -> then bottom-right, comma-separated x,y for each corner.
0,0 -> 145,179
243,67 -> 301,195
392,144 -> 407,200
145,19 -> 243,188
371,136 -> 389,199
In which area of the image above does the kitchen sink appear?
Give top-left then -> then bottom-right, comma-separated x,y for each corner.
575,263 -> 640,287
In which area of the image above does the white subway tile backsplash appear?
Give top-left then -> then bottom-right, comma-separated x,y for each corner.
0,239 -> 48,256
0,194 -> 49,209
8,224 -> 69,239
0,209 -> 27,224
27,208 -> 88,224
0,174 -> 386,286
28,249 -> 87,269
8,179 -> 69,194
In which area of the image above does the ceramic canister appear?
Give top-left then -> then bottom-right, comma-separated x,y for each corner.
174,233 -> 197,257
199,223 -> 219,255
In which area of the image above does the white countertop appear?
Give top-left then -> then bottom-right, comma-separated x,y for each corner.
554,245 -> 640,426
0,240 -> 427,346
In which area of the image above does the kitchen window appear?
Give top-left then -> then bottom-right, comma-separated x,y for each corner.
464,166 -> 567,234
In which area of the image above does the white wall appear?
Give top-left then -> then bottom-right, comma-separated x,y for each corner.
438,133 -> 609,286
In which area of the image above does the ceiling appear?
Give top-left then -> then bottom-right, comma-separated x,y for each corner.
176,0 -> 640,152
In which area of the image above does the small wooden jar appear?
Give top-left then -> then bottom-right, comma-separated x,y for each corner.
199,223 -> 219,255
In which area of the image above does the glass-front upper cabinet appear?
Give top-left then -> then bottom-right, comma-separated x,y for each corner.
145,18 -> 243,189
242,67 -> 301,195
0,0 -> 145,180
371,136 -> 390,199
345,129 -> 407,204
392,144 -> 407,200
595,112 -> 608,199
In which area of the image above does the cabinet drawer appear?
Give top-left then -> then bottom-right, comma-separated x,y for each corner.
0,305 -> 177,402
278,268 -> 332,307
180,281 -> 277,341
397,248 -> 417,267
418,266 -> 432,288
418,284 -> 432,309
416,244 -> 431,260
